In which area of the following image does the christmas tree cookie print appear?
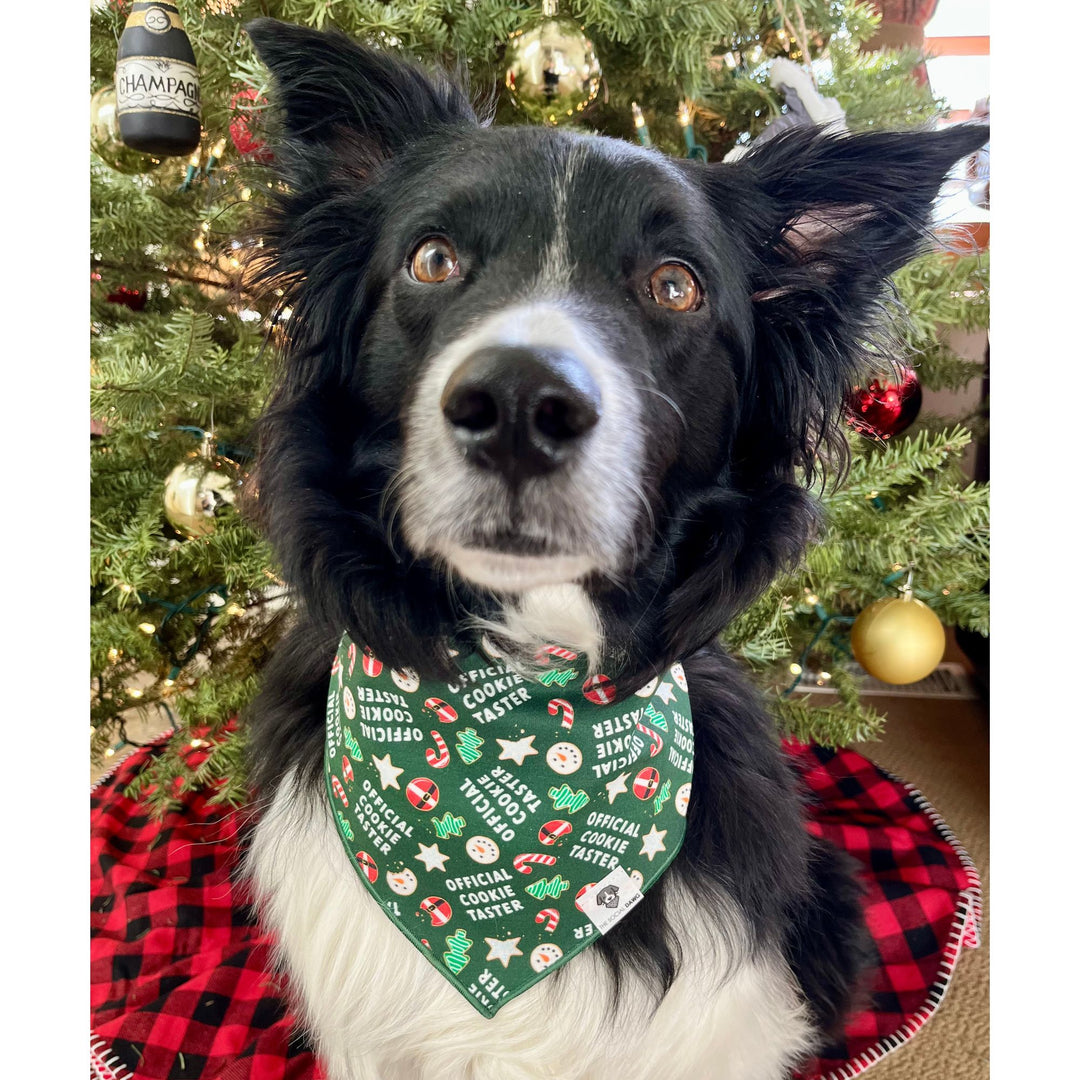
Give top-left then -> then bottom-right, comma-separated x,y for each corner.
443,929 -> 473,973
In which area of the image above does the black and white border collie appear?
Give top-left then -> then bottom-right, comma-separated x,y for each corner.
240,19 -> 986,1080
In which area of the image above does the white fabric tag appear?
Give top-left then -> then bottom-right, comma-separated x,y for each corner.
577,867 -> 644,934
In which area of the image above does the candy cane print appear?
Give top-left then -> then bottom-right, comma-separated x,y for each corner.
635,722 -> 664,758
547,698 -> 575,731
331,776 -> 349,806
424,697 -> 459,724
425,730 -> 450,769
330,654 -> 343,688
534,645 -> 580,665
535,908 -> 560,932
347,641 -> 357,676
513,852 -> 558,874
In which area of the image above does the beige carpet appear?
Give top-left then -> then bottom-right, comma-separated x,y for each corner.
850,692 -> 990,1080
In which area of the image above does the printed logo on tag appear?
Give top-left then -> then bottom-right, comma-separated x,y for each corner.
576,866 -> 643,934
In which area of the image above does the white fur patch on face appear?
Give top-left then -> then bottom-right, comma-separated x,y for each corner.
398,300 -> 644,593
245,773 -> 817,1080
442,546 -> 596,592
536,142 -> 589,293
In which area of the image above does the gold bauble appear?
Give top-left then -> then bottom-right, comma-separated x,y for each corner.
850,594 -> 946,685
504,8 -> 601,125
91,86 -> 162,175
163,458 -> 238,538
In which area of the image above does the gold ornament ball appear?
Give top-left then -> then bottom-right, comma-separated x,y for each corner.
850,594 -> 946,685
163,459 -> 238,539
91,86 -> 162,175
504,15 -> 601,124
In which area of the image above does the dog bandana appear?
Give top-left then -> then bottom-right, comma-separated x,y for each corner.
323,632 -> 694,1018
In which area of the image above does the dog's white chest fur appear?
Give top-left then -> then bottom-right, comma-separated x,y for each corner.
246,773 -> 814,1080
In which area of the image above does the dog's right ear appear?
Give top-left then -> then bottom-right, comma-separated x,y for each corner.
245,19 -> 478,163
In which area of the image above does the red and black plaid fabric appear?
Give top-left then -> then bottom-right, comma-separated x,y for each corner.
91,735 -> 980,1080
90,734 -> 323,1080
790,741 -> 981,1079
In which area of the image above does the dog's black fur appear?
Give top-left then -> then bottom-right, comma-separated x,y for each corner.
243,18 -> 987,1051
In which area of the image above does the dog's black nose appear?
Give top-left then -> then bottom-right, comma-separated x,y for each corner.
440,346 -> 601,481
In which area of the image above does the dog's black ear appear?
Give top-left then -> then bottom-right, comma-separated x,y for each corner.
245,19 -> 478,158
704,124 -> 988,478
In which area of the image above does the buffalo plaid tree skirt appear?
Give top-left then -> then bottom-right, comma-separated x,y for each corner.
91,733 -> 980,1080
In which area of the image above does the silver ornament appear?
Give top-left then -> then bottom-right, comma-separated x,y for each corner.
504,2 -> 601,124
163,458 -> 238,538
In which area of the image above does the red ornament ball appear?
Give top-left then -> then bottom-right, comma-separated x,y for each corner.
106,285 -> 146,311
845,367 -> 922,440
229,88 -> 273,162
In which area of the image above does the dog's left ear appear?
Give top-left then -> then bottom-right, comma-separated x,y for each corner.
245,19 -> 479,165
701,124 -> 989,477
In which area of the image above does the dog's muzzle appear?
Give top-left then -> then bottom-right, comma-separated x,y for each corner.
440,345 -> 602,484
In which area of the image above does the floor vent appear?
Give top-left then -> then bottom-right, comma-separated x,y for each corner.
796,661 -> 982,700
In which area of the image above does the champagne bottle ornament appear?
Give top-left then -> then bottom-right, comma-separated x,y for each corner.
504,0 -> 601,125
115,2 -> 201,156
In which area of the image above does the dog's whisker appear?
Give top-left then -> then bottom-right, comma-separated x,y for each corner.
630,382 -> 689,431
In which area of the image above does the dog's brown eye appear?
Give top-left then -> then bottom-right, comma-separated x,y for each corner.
410,237 -> 459,283
649,263 -> 701,312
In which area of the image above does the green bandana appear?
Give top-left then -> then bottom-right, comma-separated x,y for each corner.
324,632 -> 694,1018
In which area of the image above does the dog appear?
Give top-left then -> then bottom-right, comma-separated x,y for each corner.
239,19 -> 987,1080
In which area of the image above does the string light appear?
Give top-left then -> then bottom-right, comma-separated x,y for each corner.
630,102 -> 652,147
190,738 -> 207,749
788,663 -> 803,676
677,99 -> 708,161
138,622 -> 156,634
205,138 -> 228,176
128,687 -> 143,699
180,147 -> 201,191
240,187 -> 252,201
119,583 -> 134,594
105,747 -> 116,757
107,647 -> 120,663
225,603 -> 244,616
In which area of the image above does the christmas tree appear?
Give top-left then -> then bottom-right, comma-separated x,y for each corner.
90,0 -> 988,809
